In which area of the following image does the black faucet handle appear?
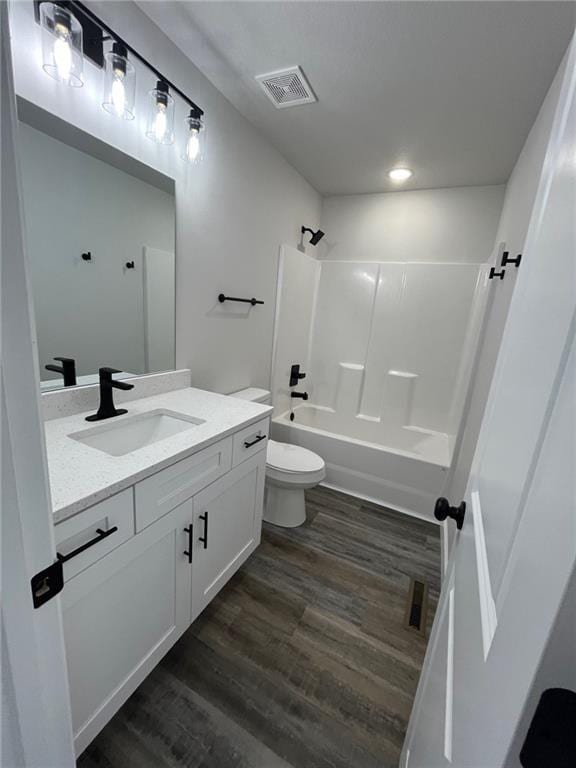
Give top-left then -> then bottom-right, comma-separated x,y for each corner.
99,367 -> 122,378
53,356 -> 75,364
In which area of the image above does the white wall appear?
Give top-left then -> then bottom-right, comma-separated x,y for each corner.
447,46 -> 571,503
321,185 -> 504,262
18,122 -> 175,379
9,0 -> 321,395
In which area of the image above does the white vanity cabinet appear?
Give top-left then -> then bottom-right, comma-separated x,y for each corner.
57,423 -> 268,757
62,500 -> 192,755
191,452 -> 265,619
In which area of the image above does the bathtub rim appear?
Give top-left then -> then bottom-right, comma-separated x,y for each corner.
273,410 -> 451,469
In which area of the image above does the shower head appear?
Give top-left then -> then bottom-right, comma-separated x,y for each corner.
301,226 -> 325,246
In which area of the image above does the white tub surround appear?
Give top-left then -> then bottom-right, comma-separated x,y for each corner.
48,385 -> 271,755
46,386 -> 272,523
271,256 -> 487,518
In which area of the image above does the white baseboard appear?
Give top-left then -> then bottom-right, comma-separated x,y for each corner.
319,480 -> 441,527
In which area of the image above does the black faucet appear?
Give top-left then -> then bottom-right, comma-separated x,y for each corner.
86,368 -> 134,422
291,391 -> 308,400
45,357 -> 77,387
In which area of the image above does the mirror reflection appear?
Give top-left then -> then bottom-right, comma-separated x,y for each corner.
17,117 -> 176,391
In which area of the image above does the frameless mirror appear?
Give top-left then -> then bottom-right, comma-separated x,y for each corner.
17,101 -> 176,391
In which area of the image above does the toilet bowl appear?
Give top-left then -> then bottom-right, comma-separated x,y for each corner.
229,388 -> 326,527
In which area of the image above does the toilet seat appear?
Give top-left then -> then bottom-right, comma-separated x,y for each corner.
266,440 -> 325,474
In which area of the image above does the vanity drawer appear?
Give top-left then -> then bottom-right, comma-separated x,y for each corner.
55,489 -> 135,582
232,418 -> 269,467
134,438 -> 232,531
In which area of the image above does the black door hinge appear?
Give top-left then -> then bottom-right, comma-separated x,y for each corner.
501,251 -> 522,268
31,560 -> 64,608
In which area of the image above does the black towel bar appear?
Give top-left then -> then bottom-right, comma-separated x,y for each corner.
218,294 -> 264,306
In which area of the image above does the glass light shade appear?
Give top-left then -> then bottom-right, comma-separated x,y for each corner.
102,45 -> 136,120
146,82 -> 175,145
183,112 -> 205,164
40,2 -> 83,87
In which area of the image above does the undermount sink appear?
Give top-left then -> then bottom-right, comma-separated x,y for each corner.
69,409 -> 206,457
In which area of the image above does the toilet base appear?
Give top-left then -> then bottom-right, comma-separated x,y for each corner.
264,484 -> 307,528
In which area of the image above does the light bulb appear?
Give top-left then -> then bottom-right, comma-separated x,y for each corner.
53,31 -> 72,81
186,129 -> 200,162
146,81 -> 174,144
111,73 -> 126,117
102,44 -> 135,120
183,110 -> 204,164
153,105 -> 167,141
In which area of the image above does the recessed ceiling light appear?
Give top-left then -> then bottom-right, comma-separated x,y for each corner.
388,167 -> 413,182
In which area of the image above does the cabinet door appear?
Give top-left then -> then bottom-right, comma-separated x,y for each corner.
62,502 -> 192,756
191,452 -> 265,620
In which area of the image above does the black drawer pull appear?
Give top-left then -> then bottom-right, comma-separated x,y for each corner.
244,434 -> 266,449
183,525 -> 193,564
198,512 -> 208,549
56,526 -> 118,563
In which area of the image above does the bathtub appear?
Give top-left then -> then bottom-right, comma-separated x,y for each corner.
271,404 -> 450,520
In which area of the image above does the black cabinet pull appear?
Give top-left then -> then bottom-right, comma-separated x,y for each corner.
56,526 -> 118,563
244,433 -> 266,449
183,525 -> 193,564
198,512 -> 208,549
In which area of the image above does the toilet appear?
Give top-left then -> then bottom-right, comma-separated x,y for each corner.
230,388 -> 326,527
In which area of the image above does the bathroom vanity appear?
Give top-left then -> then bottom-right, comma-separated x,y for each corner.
44,387 -> 271,756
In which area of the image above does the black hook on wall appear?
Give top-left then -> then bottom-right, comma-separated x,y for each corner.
81,251 -> 92,261
125,261 -> 135,269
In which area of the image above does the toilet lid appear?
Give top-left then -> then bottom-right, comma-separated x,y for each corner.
266,440 -> 325,473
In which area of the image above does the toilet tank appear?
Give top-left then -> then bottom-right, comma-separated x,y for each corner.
229,387 -> 272,405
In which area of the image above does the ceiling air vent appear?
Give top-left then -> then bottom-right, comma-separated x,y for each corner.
255,66 -> 317,109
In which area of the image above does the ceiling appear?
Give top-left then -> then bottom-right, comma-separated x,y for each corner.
140,1 -> 575,196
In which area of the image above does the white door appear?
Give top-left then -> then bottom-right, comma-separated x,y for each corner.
404,37 -> 576,768
191,453 -> 265,619
1,6 -> 75,765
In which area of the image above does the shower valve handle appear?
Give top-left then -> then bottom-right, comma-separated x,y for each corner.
290,364 -> 307,387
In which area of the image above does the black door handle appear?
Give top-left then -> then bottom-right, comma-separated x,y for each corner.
56,526 -> 118,563
244,434 -> 266,448
198,512 -> 208,549
434,498 -> 466,530
183,525 -> 193,563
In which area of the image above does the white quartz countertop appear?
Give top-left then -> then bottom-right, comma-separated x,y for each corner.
45,387 -> 272,524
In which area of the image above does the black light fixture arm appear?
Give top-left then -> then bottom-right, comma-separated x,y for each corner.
36,0 -> 204,117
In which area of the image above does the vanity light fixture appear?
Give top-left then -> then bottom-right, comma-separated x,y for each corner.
184,107 -> 205,164
34,1 -> 205,162
39,2 -> 83,86
102,42 -> 135,120
388,167 -> 414,182
146,81 -> 175,145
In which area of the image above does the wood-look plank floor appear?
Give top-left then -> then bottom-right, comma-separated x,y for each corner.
78,487 -> 441,768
